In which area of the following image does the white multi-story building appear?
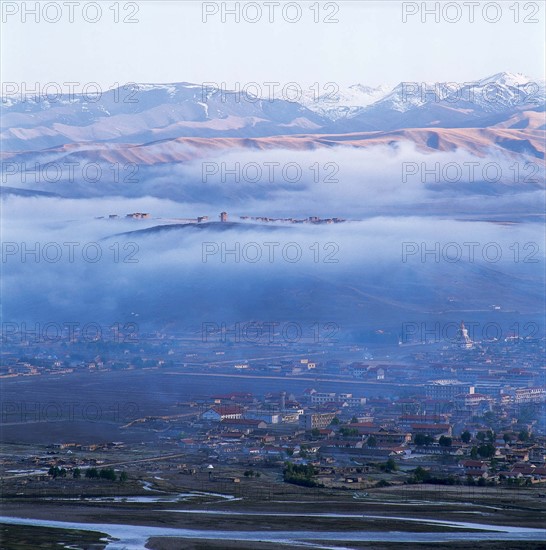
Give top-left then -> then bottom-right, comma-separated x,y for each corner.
202,406 -> 243,421
300,412 -> 337,430
425,380 -> 474,400
244,411 -> 280,424
514,387 -> 546,404
310,392 -> 366,407
311,392 -> 337,404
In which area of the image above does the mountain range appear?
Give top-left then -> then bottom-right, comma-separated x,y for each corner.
1,72 -> 544,161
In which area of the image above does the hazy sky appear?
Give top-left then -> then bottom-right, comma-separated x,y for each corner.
1,1 -> 545,91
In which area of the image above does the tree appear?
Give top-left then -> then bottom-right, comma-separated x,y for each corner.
490,458 -> 499,473
476,432 -> 486,442
330,417 -> 340,426
470,446 -> 478,459
385,458 -> 397,472
503,433 -> 512,444
73,467 -> 81,479
414,433 -> 426,446
85,468 -> 99,479
119,471 -> 128,483
99,468 -> 117,481
367,435 -> 377,447
483,411 -> 495,423
411,466 -> 430,483
414,433 -> 433,446
48,466 -> 66,478
439,436 -> 452,447
283,463 -> 322,488
477,443 -> 495,459
518,430 -> 530,442
339,427 -> 359,437
351,416 -> 358,424
461,431 -> 472,444
311,428 -> 320,437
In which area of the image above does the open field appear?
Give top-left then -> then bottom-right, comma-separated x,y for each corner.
0,369 -> 408,444
2,476 -> 546,528
0,523 -> 108,550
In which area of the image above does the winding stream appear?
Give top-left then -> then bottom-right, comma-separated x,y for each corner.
1,512 -> 545,549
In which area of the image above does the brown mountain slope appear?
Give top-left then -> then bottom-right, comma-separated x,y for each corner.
1,127 -> 544,165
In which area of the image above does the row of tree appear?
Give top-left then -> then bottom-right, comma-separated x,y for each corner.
283,463 -> 323,488
48,466 -> 127,482
413,434 -> 454,446
461,429 -> 531,444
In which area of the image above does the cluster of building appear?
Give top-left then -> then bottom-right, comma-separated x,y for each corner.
144,382 -> 546,486
2,324 -> 545,489
92,211 -> 346,225
239,215 -> 345,224
97,212 -> 152,220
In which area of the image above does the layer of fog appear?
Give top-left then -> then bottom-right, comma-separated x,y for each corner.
2,144 -> 544,220
2,192 -> 544,333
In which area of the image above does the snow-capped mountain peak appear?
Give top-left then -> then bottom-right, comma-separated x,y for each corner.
299,83 -> 392,120
476,71 -> 534,88
1,74 -> 544,152
361,72 -> 545,116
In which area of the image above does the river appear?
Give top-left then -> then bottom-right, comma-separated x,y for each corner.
1,512 -> 545,549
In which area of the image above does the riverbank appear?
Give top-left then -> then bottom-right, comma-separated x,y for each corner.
2,471 -> 545,548
146,541 -> 546,550
1,513 -> 546,550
